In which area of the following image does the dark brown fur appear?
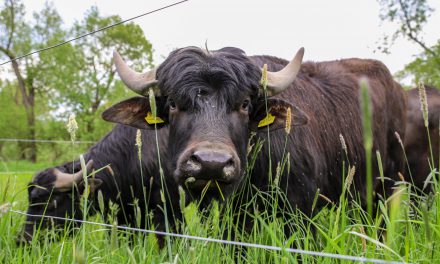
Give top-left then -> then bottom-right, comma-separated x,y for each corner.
105,47 -> 407,217
249,56 -> 407,212
19,125 -> 178,245
405,85 -> 440,192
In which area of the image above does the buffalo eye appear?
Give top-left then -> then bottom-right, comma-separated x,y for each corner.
168,99 -> 177,110
241,99 -> 250,111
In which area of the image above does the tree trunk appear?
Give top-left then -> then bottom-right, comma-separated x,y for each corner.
1,48 -> 37,162
27,102 -> 37,162
0,1 -> 37,162
86,118 -> 94,135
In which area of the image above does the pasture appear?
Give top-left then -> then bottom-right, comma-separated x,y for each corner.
0,132 -> 439,263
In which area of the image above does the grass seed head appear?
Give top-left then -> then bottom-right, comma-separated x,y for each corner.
148,88 -> 157,118
285,107 -> 292,134
339,134 -> 347,155
418,83 -> 429,128
135,129 -> 142,160
260,64 -> 268,91
345,165 -> 356,189
394,131 -> 404,149
66,113 -> 78,144
274,161 -> 281,186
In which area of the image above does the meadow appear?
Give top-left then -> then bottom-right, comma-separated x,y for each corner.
0,132 -> 439,263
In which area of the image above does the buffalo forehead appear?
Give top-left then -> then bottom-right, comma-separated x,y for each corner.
156,47 -> 260,108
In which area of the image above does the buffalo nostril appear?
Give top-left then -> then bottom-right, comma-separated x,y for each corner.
186,154 -> 202,172
191,150 -> 235,176
225,158 -> 234,168
189,154 -> 201,164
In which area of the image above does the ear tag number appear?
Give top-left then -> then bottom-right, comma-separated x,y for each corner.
258,113 -> 275,128
145,112 -> 164,125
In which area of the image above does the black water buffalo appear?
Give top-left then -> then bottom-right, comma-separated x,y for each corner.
103,46 -> 407,216
20,46 -> 407,244
405,85 -> 440,192
18,125 -> 176,244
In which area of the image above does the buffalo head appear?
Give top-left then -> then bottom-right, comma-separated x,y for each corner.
103,46 -> 308,201
17,160 -> 100,244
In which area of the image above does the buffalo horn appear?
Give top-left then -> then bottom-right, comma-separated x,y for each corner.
54,160 -> 94,189
264,47 -> 304,97
113,51 -> 160,96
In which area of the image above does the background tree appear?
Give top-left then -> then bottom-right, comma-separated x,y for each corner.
0,1 -> 154,162
378,0 -> 440,87
0,80 -> 27,157
60,6 -> 153,140
0,0 -> 68,161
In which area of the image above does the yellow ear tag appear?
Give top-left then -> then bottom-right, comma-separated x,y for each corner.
145,112 -> 165,125
258,113 -> 275,128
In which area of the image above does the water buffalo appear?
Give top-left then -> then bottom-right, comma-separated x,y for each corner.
18,124 -> 177,244
20,46 -> 407,244
103,46 -> 407,216
405,85 -> 440,193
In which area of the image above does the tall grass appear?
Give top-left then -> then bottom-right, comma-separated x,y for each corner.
0,85 -> 440,263
359,78 -> 374,217
3,168 -> 437,263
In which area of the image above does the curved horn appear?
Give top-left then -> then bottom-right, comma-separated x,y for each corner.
263,47 -> 305,97
54,160 -> 94,189
113,51 -> 160,96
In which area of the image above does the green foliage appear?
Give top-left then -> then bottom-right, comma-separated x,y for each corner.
377,0 -> 434,54
0,1 -> 153,161
60,6 -> 153,141
396,41 -> 440,88
378,0 -> 440,88
0,81 -> 27,139
0,0 -> 30,54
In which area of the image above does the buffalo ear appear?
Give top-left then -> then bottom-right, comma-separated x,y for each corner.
250,98 -> 309,132
102,96 -> 167,130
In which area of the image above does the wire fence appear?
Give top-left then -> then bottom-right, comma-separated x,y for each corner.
8,209 -> 407,264
0,0 -> 190,65
0,138 -> 98,176
0,138 -> 95,144
0,171 -> 34,175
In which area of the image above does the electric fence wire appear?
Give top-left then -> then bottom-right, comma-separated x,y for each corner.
8,209 -> 408,264
0,0 -> 189,65
0,138 -> 94,144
